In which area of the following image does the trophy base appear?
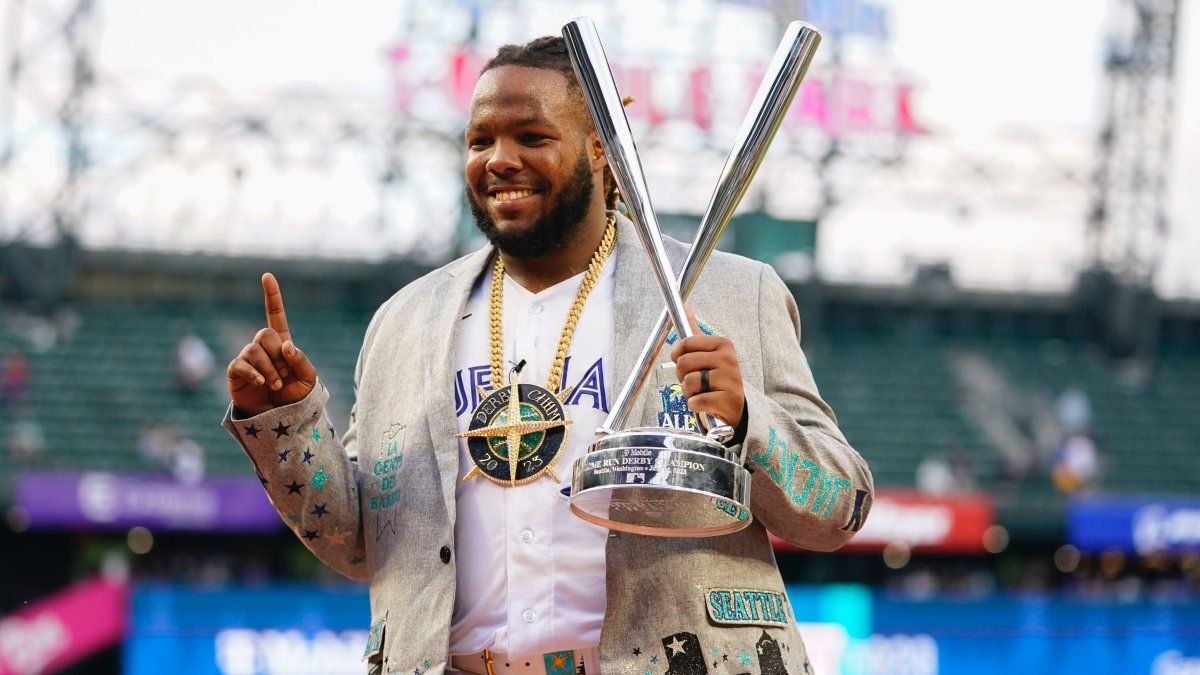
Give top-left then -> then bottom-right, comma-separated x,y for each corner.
568,427 -> 752,537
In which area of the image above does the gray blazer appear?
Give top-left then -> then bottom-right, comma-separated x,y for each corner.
222,213 -> 873,675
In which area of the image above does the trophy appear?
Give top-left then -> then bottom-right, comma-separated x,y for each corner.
562,18 -> 822,536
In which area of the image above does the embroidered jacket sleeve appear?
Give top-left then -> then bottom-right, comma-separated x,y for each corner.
739,263 -> 874,551
220,315 -> 383,581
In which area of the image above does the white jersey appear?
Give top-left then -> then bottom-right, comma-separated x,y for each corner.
449,252 -> 616,657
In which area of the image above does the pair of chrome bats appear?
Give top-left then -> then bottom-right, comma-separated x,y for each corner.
561,17 -> 822,450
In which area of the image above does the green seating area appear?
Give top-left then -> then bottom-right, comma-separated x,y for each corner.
2,297 -> 1197,507
973,337 -> 1200,494
0,302 -> 371,492
805,326 -> 997,489
807,324 -> 1200,498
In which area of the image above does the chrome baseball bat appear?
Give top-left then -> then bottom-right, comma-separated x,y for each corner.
593,21 -> 822,443
563,17 -> 734,440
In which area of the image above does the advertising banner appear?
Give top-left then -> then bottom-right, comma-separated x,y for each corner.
0,577 -> 126,675
15,471 -> 281,533
772,489 -> 994,554
125,586 -> 369,675
1069,494 -> 1200,554
870,594 -> 1200,675
124,584 -> 1200,675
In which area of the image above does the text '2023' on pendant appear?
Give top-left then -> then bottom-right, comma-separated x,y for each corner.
458,381 -> 573,486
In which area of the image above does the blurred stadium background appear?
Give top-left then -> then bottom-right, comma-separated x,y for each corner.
2,0 -> 1199,673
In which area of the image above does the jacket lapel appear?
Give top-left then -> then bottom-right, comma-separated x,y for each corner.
610,213 -> 674,429
423,245 -> 494,513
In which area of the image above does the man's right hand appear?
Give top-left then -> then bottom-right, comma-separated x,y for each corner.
226,273 -> 319,417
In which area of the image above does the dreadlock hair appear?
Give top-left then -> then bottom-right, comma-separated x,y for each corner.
481,36 -> 624,211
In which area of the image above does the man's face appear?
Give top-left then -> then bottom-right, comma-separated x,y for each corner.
464,65 -> 598,257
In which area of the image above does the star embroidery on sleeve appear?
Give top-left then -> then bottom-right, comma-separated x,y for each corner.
738,650 -> 753,666
256,471 -> 269,487
272,422 -> 291,438
310,468 -> 331,491
666,638 -> 686,656
632,648 -> 641,657
649,656 -> 659,664
277,448 -> 291,463
311,426 -> 321,442
328,425 -> 335,437
302,449 -> 314,465
303,529 -> 319,541
311,504 -> 328,519
286,480 -> 304,495
243,423 -> 260,438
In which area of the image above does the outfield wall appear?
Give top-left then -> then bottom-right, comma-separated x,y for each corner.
118,585 -> 1200,675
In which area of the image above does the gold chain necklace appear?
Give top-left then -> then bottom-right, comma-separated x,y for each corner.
457,215 -> 617,486
489,215 -> 617,392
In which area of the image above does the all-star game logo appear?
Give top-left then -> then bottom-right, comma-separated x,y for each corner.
658,383 -> 697,432
659,318 -> 720,433
457,380 -> 572,487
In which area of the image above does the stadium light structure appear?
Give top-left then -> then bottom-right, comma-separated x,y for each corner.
1081,0 -> 1182,359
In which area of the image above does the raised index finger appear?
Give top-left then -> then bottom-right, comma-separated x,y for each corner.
261,273 -> 292,344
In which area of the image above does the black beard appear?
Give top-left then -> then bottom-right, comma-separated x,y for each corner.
467,153 -> 594,258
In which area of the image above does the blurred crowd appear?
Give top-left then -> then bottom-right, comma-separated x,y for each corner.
888,552 -> 1200,602
933,352 -> 1102,498
2,303 -> 219,485
0,298 -> 1191,609
136,424 -> 206,485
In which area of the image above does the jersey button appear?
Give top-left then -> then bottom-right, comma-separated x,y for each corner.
440,546 -> 452,564
520,529 -> 534,543
530,302 -> 543,315
522,609 -> 536,623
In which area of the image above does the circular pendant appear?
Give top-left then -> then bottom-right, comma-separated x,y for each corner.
460,383 -> 571,486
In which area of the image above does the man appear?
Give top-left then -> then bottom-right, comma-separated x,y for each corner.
223,36 -> 872,675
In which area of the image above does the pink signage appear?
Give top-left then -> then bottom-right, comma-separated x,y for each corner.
386,44 -> 921,140
0,577 -> 127,675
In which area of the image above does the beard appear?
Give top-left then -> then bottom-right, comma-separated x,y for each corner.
467,152 -> 594,258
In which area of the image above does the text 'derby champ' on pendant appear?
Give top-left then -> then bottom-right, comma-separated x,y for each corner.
457,379 -> 573,487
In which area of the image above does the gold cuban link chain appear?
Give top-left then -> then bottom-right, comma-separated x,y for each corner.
488,215 -> 617,392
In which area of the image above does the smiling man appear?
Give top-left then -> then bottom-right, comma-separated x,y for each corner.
222,36 -> 872,675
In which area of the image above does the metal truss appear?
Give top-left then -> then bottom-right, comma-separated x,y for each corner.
2,0 -> 1176,278
1,0 -> 455,261
0,0 -> 98,243
1087,0 -> 1182,285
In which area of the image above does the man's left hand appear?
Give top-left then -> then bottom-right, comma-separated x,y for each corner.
670,307 -> 745,430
